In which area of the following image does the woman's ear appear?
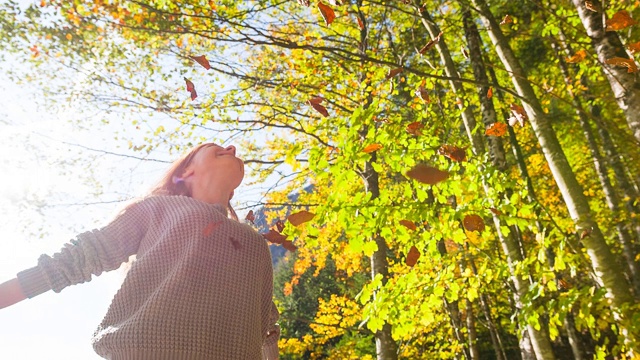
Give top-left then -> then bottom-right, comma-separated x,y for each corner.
181,167 -> 195,180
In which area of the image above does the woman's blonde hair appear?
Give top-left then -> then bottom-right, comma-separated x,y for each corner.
149,143 -> 239,220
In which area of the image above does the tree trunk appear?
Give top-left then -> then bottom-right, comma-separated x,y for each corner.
466,299 -> 481,360
570,0 -> 640,143
470,0 -> 638,349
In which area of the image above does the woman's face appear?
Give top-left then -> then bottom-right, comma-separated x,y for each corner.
188,144 -> 245,190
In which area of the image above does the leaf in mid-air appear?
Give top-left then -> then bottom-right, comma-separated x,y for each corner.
605,57 -> 638,73
487,87 -> 493,99
406,121 -> 424,136
485,122 -> 508,137
584,0 -> 597,12
463,214 -> 485,232
386,67 -> 404,79
438,144 -> 467,162
363,143 -> 383,153
566,49 -> 587,64
419,31 -> 443,54
318,2 -> 336,25
406,164 -> 449,185
184,78 -> 197,100
191,55 -> 211,70
276,220 -> 286,233
263,229 -> 287,244
282,240 -> 298,252
605,10 -> 637,32
416,85 -> 430,103
399,220 -> 417,231
308,96 -> 329,117
405,246 -> 420,267
627,41 -> 640,54
288,210 -> 315,226
508,104 -> 528,127
245,210 -> 255,223
500,14 -> 513,25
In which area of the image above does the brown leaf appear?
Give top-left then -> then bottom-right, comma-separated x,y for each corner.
438,144 -> 467,162
500,14 -> 513,25
508,104 -> 528,127
363,143 -> 383,153
606,10 -> 637,32
461,45 -> 469,59
405,245 -> 420,267
485,122 -> 508,137
489,208 -> 502,216
191,55 -> 211,70
276,220 -> 286,233
263,229 -> 287,244
416,85 -> 430,103
386,67 -> 404,79
308,96 -> 329,117
406,164 -> 449,185
406,121 -> 424,136
605,57 -> 638,73
584,0 -> 598,12
419,31 -> 443,54
282,240 -> 298,252
628,41 -> 640,54
487,87 -> 493,99
297,0 -> 311,6
318,2 -> 336,25
399,220 -> 417,231
203,220 -> 223,236
566,49 -> 587,64
184,77 -> 197,100
463,214 -> 485,232
245,210 -> 255,223
288,210 -> 315,226
580,228 -> 592,240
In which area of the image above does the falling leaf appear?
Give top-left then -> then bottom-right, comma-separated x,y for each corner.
566,49 -> 587,64
288,210 -> 315,226
297,0 -> 311,5
386,67 -> 404,79
184,78 -> 197,100
461,45 -> 469,59
487,87 -> 493,99
245,210 -> 255,223
356,16 -> 364,30
628,41 -> 640,53
203,220 -> 223,236
584,0 -> 597,12
363,143 -> 383,153
263,229 -> 287,244
318,2 -> 336,25
580,227 -> 592,240
406,164 -> 449,185
500,14 -> 513,25
416,86 -> 430,103
406,121 -> 424,136
508,104 -> 528,127
606,10 -> 637,32
282,240 -> 298,252
191,55 -> 211,70
307,96 -> 329,117
438,144 -> 467,162
605,57 -> 638,73
276,220 -> 286,233
557,279 -> 571,290
493,116 -> 511,132
405,246 -> 420,267
463,214 -> 485,232
489,208 -> 502,216
399,220 -> 417,231
419,31 -> 443,54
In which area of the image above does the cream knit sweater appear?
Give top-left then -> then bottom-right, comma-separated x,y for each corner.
16,195 -> 280,359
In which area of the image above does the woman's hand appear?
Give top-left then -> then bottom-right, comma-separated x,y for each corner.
0,278 -> 27,309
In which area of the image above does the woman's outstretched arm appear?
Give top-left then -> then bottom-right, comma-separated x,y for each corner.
0,278 -> 26,310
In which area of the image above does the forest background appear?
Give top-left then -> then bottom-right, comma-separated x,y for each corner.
0,0 -> 640,359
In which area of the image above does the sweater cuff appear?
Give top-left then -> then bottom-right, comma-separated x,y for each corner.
16,266 -> 51,298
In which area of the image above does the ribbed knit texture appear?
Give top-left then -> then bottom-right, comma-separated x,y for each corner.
16,195 -> 280,360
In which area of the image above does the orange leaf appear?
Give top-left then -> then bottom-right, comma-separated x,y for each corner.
628,41 -> 640,53
307,96 -> 329,117
489,208 -> 502,216
487,87 -> 493,99
606,10 -> 637,32
406,164 -> 449,185
263,229 -> 286,244
419,31 -> 443,54
605,57 -> 638,73
356,16 -> 364,30
386,67 -> 404,79
191,55 -> 211,70
282,240 -> 298,252
245,210 -> 255,223
500,14 -> 513,25
406,121 -> 424,136
405,246 -> 420,267
438,144 -> 467,162
463,214 -> 485,232
566,49 -> 587,64
416,85 -> 430,103
399,220 -> 417,231
363,143 -> 383,153
184,78 -> 197,100
508,104 -> 528,127
485,122 -> 508,136
318,2 -> 336,25
203,220 -> 223,236
584,0 -> 597,12
288,210 -> 315,226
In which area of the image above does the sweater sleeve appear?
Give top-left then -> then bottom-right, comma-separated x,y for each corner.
16,199 -> 151,298
262,301 -> 281,360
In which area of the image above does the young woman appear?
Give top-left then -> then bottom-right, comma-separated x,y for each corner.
0,143 -> 280,359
